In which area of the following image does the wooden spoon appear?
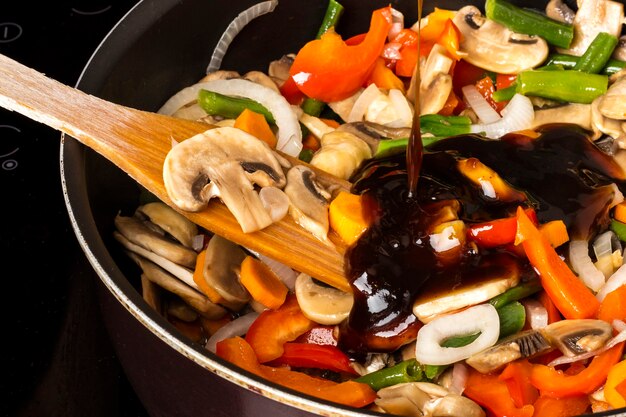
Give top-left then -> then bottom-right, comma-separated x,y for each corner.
0,53 -> 352,292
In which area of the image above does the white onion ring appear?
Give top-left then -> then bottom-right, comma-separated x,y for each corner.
158,79 -> 302,156
348,84 -> 381,123
569,239 -> 606,292
415,304 -> 500,366
522,299 -> 548,330
206,0 -> 278,73
470,94 -> 534,139
382,42 -> 403,60
388,88 -> 413,128
462,84 -> 501,124
449,362 -> 469,395
597,263 -> 626,302
206,311 -> 260,353
388,8 -> 405,41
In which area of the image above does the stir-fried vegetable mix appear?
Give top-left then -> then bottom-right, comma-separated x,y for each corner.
115,0 -> 626,415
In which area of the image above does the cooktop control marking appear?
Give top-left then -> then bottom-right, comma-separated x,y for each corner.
0,22 -> 23,43
0,125 -> 21,171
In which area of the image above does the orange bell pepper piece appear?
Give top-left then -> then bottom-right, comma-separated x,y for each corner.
436,19 -> 463,60
532,395 -> 590,417
367,57 -> 405,92
438,89 -> 459,116
529,342 -> 624,397
245,294 -> 314,362
329,191 -> 373,246
289,7 -> 392,102
537,290 -> 562,324
464,368 -> 535,417
605,359 -> 626,409
499,360 -> 539,408
419,8 -> 457,42
216,337 -> 376,408
515,207 -> 600,319
597,284 -> 626,323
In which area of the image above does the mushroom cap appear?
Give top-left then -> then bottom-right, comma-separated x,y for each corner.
453,6 -> 549,74
136,202 -> 199,248
294,273 -> 353,325
163,127 -> 287,233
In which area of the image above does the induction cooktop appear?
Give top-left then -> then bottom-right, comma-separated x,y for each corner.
1,1 -> 149,416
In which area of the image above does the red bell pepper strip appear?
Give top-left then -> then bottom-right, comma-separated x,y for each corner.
451,59 -> 488,98
530,342 -> 625,397
467,208 -> 537,249
245,295 -> 314,363
597,284 -> 626,323
515,207 -> 600,319
289,7 -> 392,102
271,342 -> 357,374
537,290 -> 563,324
463,368 -> 535,417
216,337 -> 376,408
474,76 -> 504,113
279,76 -> 305,105
497,73 -> 517,90
532,395 -> 590,417
295,325 -> 338,346
499,359 -> 539,408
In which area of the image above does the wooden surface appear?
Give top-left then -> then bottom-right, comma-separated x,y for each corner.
0,53 -> 352,292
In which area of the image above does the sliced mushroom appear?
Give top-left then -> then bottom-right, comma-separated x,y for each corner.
243,70 -> 280,93
541,319 -> 613,356
294,273 -> 354,325
337,121 -> 411,153
328,89 -> 362,123
141,274 -> 163,315
163,127 -> 287,233
198,234 -> 250,311
613,35 -> 626,61
268,53 -> 295,87
309,131 -> 372,180
167,297 -> 200,322
376,382 -> 485,417
453,6 -> 549,74
531,103 -> 592,131
114,213 -> 197,268
465,330 -> 552,373
136,202 -> 198,249
258,186 -> 290,223
598,75 -> 626,121
408,44 -> 454,115
127,252 -> 227,320
559,0 -> 625,56
545,0 -> 575,24
284,165 -> 331,242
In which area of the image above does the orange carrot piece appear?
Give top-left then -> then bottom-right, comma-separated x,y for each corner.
320,118 -> 341,128
516,207 -> 600,319
169,317 -> 204,343
605,359 -> 626,409
193,248 -> 226,305
234,108 -> 277,148
302,133 -> 320,151
239,256 -> 288,310
532,395 -> 590,417
614,202 -> 626,224
539,220 -> 569,248
329,191 -> 372,246
438,89 -> 459,116
597,284 -> 626,323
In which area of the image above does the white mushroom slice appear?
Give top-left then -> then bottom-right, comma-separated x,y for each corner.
167,297 -> 200,322
114,214 -> 197,268
598,76 -> 626,120
453,6 -> 549,74
541,319 -> 614,356
413,255 -> 520,323
310,131 -> 372,180
136,202 -> 198,249
299,113 -> 336,140
376,382 -> 486,417
295,273 -> 354,325
328,89 -> 362,123
531,103 -> 592,131
337,121 -> 411,153
243,70 -> 280,93
284,165 -> 331,243
259,186 -> 290,222
268,54 -> 295,87
545,0 -> 575,24
141,275 -> 163,315
200,234 -> 249,311
414,44 -> 454,115
127,252 -> 226,320
163,127 -> 287,233
559,0 -> 624,56
592,96 -> 626,144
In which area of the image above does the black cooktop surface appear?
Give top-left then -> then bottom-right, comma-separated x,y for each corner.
1,1 -> 150,416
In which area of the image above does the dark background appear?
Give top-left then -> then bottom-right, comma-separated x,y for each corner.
1,1 -> 149,416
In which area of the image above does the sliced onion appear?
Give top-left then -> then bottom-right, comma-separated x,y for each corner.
206,0 -> 278,73
522,299 -> 548,330
158,79 -> 302,156
449,363 -> 469,395
388,88 -> 414,128
470,94 -> 534,139
348,84 -> 381,123
597,263 -> 626,301
415,304 -> 500,366
462,85 -> 501,124
388,8 -> 405,41
382,42 -> 403,60
245,248 -> 299,291
569,239 -> 606,292
547,321 -> 626,367
206,311 -> 260,353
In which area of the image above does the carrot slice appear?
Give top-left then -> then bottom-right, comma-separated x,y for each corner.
239,256 -> 288,310
193,248 -> 226,305
234,108 -> 277,148
539,220 -> 569,248
614,202 -> 626,224
329,191 -> 372,246
597,284 -> 626,323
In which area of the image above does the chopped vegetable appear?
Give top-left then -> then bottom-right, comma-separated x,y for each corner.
545,53 -> 626,75
234,108 -> 277,148
464,368 -> 535,417
355,359 -> 428,391
604,359 -> 626,409
529,342 -> 624,397
539,220 -> 569,248
315,0 -> 344,39
499,359 -> 539,407
615,202 -> 626,224
239,256 -> 288,310
367,57 -> 405,92
485,0 -> 574,49
488,279 -> 542,310
610,219 -> 626,242
532,395 -> 590,417
515,70 -> 608,104
515,207 -> 600,319
329,191 -> 372,246
597,284 -> 626,323
497,301 -> 526,338
271,342 -> 356,374
193,248 -> 226,305
573,32 -> 619,74
468,209 -> 537,249
538,290 -> 562,324
198,89 -> 275,123
289,6 -> 392,102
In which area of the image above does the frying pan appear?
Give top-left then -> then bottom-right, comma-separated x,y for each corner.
60,0 -> 626,415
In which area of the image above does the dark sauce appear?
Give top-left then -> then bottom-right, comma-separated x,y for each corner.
340,125 -> 626,353
406,0 -> 423,198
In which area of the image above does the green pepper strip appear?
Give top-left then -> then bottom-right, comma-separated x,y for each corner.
298,148 -> 314,163
610,219 -> 626,242
545,54 -> 625,75
355,359 -> 428,391
489,280 -> 543,310
197,89 -> 275,124
492,84 -> 517,102
301,0 -> 345,117
516,70 -> 608,104
485,0 -> 574,49
573,32 -> 619,74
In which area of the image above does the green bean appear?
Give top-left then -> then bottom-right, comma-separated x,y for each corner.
545,54 -> 625,75
374,135 -> 447,158
316,0 -> 344,39
497,301 -> 526,338
492,84 -> 517,102
355,359 -> 425,391
197,89 -> 275,123
610,219 -> 626,242
299,148 -> 314,163
516,70 -> 608,104
488,280 -> 542,309
301,98 -> 326,117
573,32 -> 619,73
420,114 -> 472,137
485,0 -> 574,48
